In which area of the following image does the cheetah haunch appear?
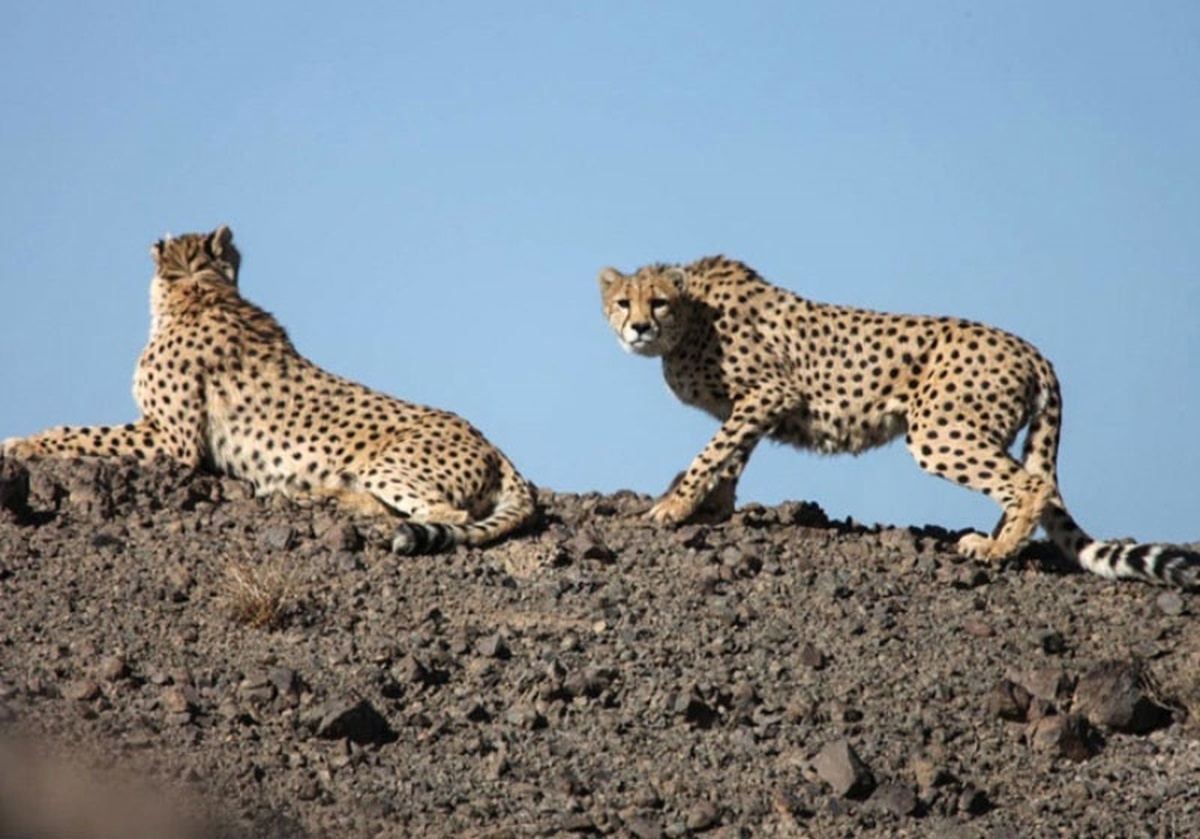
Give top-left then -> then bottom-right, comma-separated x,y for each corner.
2,226 -> 536,553
600,255 -> 1199,587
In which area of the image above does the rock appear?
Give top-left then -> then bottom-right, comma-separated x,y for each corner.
63,679 -> 101,702
812,740 -> 876,799
314,698 -> 394,745
877,528 -> 917,553
475,631 -> 511,659
260,525 -> 297,551
323,522 -> 363,552
0,457 -> 30,513
96,655 -> 129,682
1155,591 -> 1185,617
557,813 -> 597,833
269,667 -> 302,705
502,702 -> 547,730
957,784 -> 991,816
1018,667 -> 1070,703
161,685 -> 196,715
394,655 -> 431,685
1037,629 -> 1067,655
674,690 -> 718,729
239,670 -> 277,705
778,500 -> 829,527
684,800 -> 720,831
569,529 -> 616,562
985,680 -> 1032,722
953,567 -> 991,589
625,814 -> 664,839
799,643 -> 826,670
871,783 -> 918,816
911,757 -> 951,791
962,617 -> 994,638
1072,660 -> 1172,734
673,525 -> 710,550
563,667 -> 617,700
1027,714 -> 1100,762
165,566 -> 194,603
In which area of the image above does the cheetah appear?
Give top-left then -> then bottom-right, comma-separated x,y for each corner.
599,255 -> 1200,587
2,225 -> 536,553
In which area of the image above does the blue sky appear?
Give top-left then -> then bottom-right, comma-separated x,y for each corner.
2,2 -> 1197,543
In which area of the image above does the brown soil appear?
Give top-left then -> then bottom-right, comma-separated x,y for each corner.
1,455 -> 1198,837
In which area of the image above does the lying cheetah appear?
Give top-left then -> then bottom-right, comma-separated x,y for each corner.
600,255 -> 1200,587
2,225 -> 536,553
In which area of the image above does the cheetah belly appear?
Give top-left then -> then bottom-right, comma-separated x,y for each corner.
772,400 -> 908,455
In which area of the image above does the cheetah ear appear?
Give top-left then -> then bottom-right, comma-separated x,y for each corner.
210,225 -> 234,253
598,267 -> 625,292
207,225 -> 240,284
150,234 -> 170,266
663,267 -> 687,292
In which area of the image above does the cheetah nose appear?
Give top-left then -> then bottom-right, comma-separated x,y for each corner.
630,322 -> 652,336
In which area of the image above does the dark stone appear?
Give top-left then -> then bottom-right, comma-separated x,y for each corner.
0,457 -> 30,514
315,698 -> 395,745
1073,660 -> 1173,734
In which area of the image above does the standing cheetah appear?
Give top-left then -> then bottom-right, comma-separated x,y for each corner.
2,225 -> 536,553
600,255 -> 1200,587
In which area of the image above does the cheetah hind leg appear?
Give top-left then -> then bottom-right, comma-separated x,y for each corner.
301,486 -> 396,518
956,469 -> 1053,561
906,438 -> 1052,561
306,485 -> 471,554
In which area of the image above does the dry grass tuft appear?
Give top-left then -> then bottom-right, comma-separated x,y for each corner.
222,558 -> 301,630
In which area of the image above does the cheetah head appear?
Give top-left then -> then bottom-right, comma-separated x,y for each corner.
598,265 -> 688,356
151,225 -> 241,289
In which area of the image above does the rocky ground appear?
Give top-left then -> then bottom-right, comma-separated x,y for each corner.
1,454 -> 1198,838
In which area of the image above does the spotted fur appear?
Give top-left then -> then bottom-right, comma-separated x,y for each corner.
600,255 -> 1199,587
3,226 -> 536,553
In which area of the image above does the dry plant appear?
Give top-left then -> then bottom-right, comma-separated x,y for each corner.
222,555 -> 302,630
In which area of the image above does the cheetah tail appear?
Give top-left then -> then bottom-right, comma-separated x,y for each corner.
1041,502 -> 1200,588
390,461 -> 537,556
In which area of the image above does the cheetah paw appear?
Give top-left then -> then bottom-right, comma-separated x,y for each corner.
956,532 -> 1003,561
647,493 -> 694,526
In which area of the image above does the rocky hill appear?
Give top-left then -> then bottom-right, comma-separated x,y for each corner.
1,455 -> 1198,837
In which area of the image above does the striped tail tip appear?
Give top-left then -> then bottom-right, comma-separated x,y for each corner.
391,523 -> 462,555
1079,541 -> 1200,588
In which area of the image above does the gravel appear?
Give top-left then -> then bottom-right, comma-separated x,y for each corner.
1,454 -> 1199,837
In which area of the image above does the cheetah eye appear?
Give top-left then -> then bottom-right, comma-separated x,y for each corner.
650,298 -> 670,311
616,299 -> 631,311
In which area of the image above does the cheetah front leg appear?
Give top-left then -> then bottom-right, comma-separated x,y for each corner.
2,418 -> 203,466
649,393 -> 786,526
664,446 -> 747,523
